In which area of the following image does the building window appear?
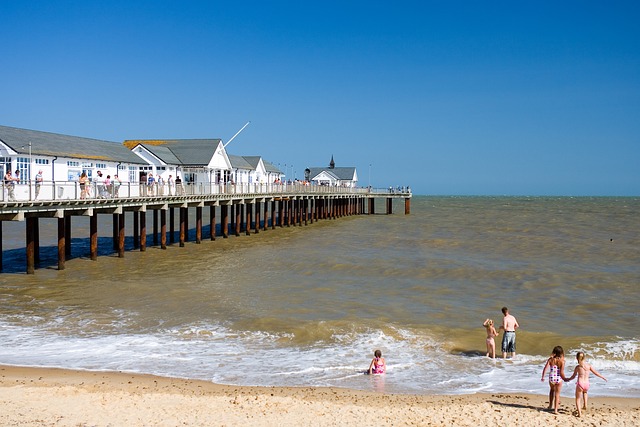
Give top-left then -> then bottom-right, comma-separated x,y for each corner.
35,158 -> 50,165
16,157 -> 30,183
96,163 -> 106,169
0,157 -> 11,176
67,161 -> 80,167
82,162 -> 93,168
128,166 -> 137,182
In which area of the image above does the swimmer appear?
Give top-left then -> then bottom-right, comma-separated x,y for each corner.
368,349 -> 386,375
483,319 -> 499,358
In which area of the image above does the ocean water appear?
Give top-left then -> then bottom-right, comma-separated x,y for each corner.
0,196 -> 638,398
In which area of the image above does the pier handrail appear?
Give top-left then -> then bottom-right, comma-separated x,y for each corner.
1,180 -> 411,204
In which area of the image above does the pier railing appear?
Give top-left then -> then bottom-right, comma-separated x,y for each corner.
1,180 -> 411,203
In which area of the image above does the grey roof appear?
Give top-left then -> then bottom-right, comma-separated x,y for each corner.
228,154 -> 254,170
242,156 -> 262,169
263,160 -> 282,173
0,125 -> 145,164
124,139 -> 222,166
308,166 -> 356,181
139,145 -> 181,165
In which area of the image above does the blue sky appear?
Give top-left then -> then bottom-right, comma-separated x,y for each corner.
1,1 -> 638,195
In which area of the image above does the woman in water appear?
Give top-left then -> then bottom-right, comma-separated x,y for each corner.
541,346 -> 569,414
567,351 -> 607,417
483,319 -> 499,358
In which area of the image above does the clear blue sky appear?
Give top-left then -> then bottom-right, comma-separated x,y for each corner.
1,1 -> 638,195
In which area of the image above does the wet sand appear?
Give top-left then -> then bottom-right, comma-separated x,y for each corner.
1,365 -> 638,426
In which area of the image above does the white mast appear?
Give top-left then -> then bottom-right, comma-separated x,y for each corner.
223,121 -> 251,148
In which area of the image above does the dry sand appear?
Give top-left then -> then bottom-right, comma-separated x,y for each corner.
0,365 -> 638,426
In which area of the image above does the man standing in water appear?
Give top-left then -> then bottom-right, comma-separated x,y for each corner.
499,306 -> 519,358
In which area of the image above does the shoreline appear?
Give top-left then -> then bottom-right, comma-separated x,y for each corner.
1,365 -> 638,426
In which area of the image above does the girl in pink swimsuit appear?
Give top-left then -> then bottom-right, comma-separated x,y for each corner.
567,352 -> 607,417
541,346 -> 568,414
368,349 -> 386,375
483,319 -> 499,358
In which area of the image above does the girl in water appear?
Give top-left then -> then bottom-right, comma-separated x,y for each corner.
368,349 -> 386,375
541,346 -> 568,414
567,351 -> 607,417
483,319 -> 499,358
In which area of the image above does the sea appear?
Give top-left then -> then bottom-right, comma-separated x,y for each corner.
0,196 -> 638,398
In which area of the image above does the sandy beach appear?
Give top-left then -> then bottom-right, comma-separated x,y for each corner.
0,365 -> 638,426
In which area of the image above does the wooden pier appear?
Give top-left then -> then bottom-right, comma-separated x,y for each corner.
0,187 -> 411,274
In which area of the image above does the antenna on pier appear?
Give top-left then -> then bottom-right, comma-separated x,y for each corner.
223,121 -> 251,148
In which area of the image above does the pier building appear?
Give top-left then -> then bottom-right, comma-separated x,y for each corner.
1,125 -> 411,275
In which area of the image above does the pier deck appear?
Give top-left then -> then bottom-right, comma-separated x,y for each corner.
1,184 -> 411,274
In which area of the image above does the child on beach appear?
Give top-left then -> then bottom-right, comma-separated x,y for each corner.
541,346 -> 569,414
368,350 -> 386,375
483,319 -> 499,358
566,351 -> 607,417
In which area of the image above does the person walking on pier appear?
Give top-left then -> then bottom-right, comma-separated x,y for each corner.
4,170 -> 17,201
34,170 -> 43,199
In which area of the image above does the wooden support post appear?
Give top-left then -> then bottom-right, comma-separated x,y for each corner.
161,209 -> 167,249
90,214 -> 98,261
235,204 -> 241,236
303,199 -> 308,226
387,198 -> 393,214
221,204 -> 229,238
287,199 -> 292,227
405,197 -> 411,215
179,207 -> 186,247
65,216 -> 71,258
230,205 -> 235,234
113,213 -> 119,251
291,199 -> 297,227
196,206 -> 202,243
0,221 -> 3,271
278,200 -> 284,227
263,201 -> 268,231
57,217 -> 65,270
271,201 -> 276,230
118,213 -> 125,258
210,205 -> 216,240
140,212 -> 147,252
34,218 -> 40,264
26,217 -> 36,274
184,207 -> 189,242
133,211 -> 139,249
253,201 -> 262,234
169,208 -> 175,244
153,209 -> 159,246
298,199 -> 303,226
246,203 -> 252,236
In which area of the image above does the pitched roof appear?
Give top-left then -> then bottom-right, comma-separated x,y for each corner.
308,166 -> 356,181
124,139 -> 222,166
227,154 -> 254,170
0,125 -> 145,164
263,160 -> 282,173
